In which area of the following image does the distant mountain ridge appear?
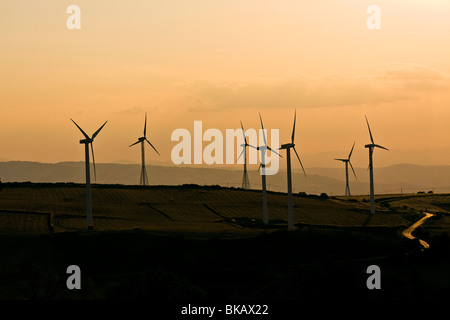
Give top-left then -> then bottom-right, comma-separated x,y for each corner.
0,161 -> 449,196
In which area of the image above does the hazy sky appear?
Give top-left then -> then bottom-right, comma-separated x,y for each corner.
1,0 -> 450,169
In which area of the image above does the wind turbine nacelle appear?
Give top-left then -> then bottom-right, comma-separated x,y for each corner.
80,138 -> 92,144
365,144 -> 374,148
138,137 -> 145,142
280,143 -> 294,149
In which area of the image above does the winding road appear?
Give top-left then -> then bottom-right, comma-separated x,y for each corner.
402,212 -> 434,249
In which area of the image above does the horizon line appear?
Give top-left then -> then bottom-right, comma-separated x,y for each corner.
0,160 -> 448,169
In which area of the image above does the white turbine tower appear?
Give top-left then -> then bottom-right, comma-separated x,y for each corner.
335,142 -> 357,196
71,119 -> 108,230
256,113 -> 281,224
237,121 -> 251,189
364,116 -> 389,214
279,110 -> 306,229
129,112 -> 160,186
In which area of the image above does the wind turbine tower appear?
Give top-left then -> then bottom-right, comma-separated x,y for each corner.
256,113 -> 281,224
129,113 -> 160,186
335,142 -> 357,196
237,121 -> 251,189
279,110 -> 306,229
364,116 -> 389,214
71,119 -> 108,230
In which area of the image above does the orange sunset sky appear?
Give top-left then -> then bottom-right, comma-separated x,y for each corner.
1,1 -> 450,169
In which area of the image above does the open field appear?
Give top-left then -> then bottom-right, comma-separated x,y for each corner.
0,183 -> 449,302
0,183 -> 424,235
0,210 -> 50,234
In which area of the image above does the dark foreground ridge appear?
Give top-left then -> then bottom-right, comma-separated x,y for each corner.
0,227 -> 449,302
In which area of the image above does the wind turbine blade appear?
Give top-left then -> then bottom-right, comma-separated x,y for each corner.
259,113 -> 267,147
349,161 -> 357,180
248,144 -> 258,150
365,115 -> 374,144
145,139 -> 160,155
291,109 -> 296,144
90,143 -> 96,182
267,146 -> 282,157
240,121 -> 248,145
293,147 -> 306,177
92,120 -> 108,140
129,140 -> 140,147
144,112 -> 147,137
236,148 -> 245,162
70,119 -> 90,140
374,144 -> 389,151
348,141 -> 355,159
257,163 -> 262,172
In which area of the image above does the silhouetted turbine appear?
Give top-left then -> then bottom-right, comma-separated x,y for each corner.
255,113 -> 281,224
279,110 -> 306,229
129,113 -> 160,186
335,142 -> 357,196
71,119 -> 107,230
237,121 -> 251,189
364,116 -> 389,214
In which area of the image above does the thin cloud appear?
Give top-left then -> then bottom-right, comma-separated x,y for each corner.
176,63 -> 450,112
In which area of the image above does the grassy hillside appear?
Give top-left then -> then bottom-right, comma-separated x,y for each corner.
0,183 -> 414,235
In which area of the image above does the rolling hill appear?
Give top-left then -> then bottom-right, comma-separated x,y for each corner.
0,183 -> 416,235
1,161 -> 450,196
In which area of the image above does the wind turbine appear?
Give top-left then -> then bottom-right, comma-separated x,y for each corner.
335,142 -> 357,196
71,119 -> 108,230
129,112 -> 160,186
279,110 -> 306,229
364,116 -> 389,214
237,121 -> 251,189
256,113 -> 281,224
